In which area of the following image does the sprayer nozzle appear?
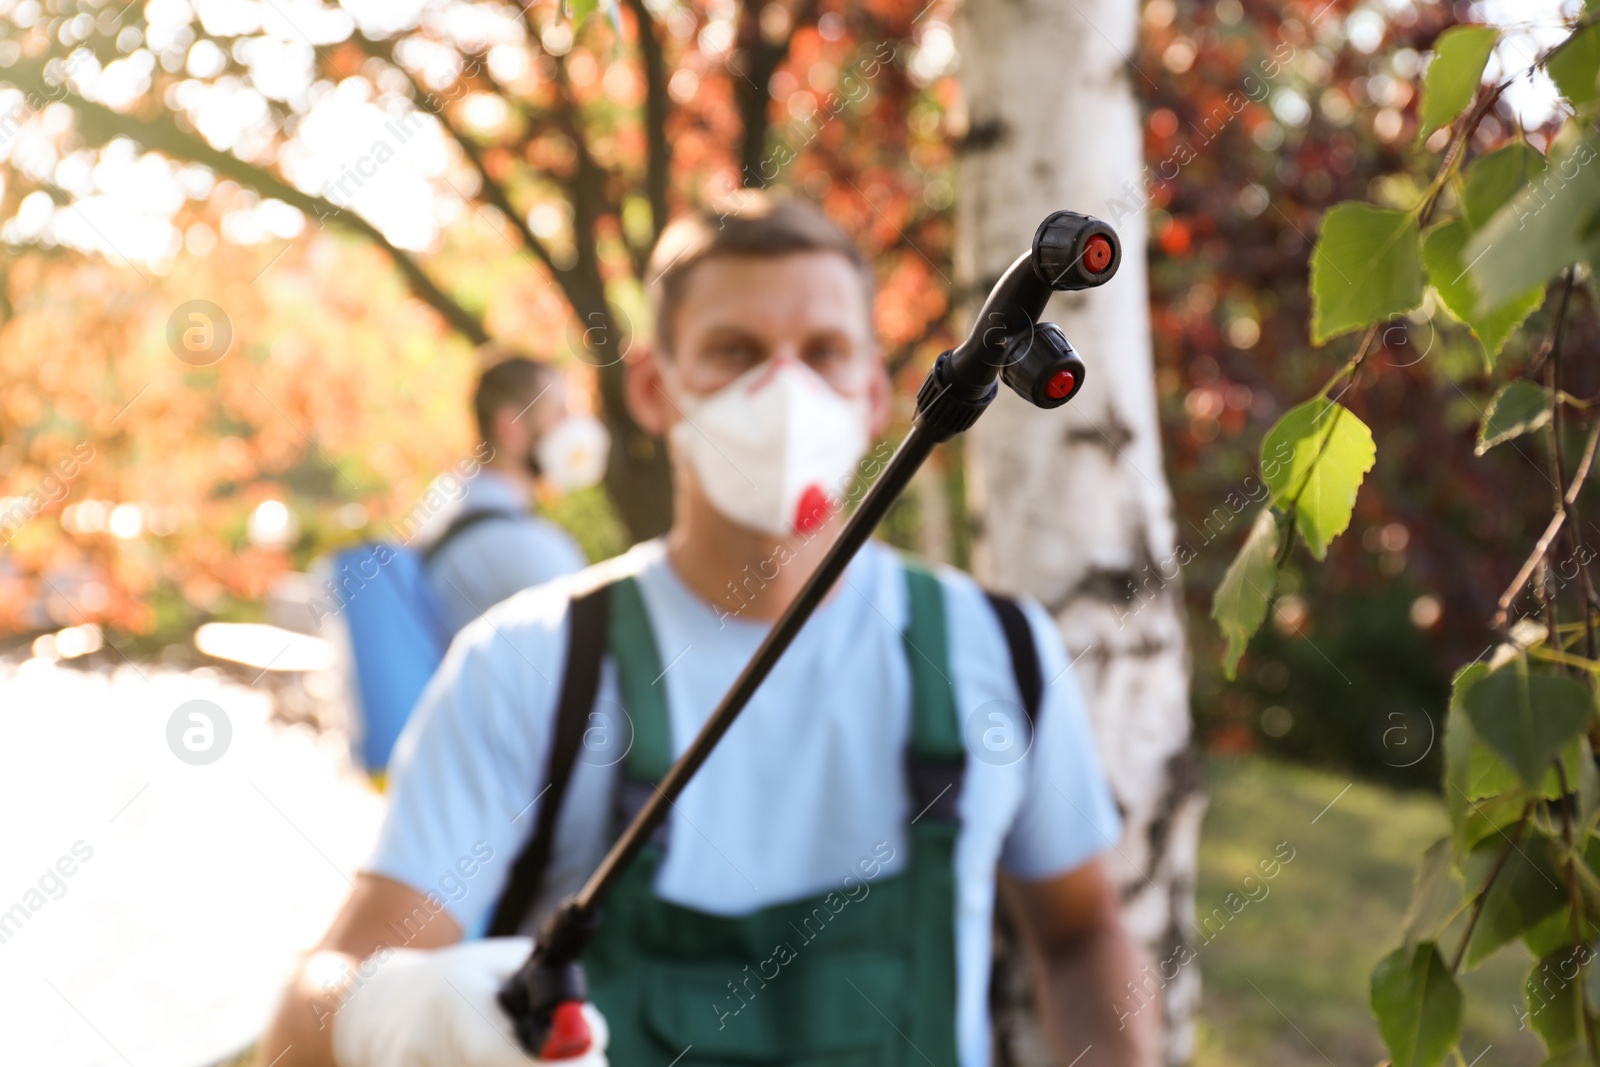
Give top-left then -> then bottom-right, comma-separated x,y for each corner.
1032,211 -> 1121,291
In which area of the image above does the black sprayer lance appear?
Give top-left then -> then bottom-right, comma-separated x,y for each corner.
498,208 -> 1123,1054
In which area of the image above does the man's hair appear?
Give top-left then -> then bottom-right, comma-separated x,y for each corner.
646,192 -> 874,355
472,345 -> 557,444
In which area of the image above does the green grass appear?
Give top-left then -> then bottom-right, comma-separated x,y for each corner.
1195,755 -> 1545,1066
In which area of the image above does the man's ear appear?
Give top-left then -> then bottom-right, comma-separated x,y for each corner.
490,408 -> 530,455
865,346 -> 892,439
625,347 -> 673,438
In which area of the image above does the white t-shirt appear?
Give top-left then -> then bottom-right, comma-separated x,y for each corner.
369,539 -> 1122,1067
419,469 -> 588,636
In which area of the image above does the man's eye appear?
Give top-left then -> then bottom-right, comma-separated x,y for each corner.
708,340 -> 760,363
805,340 -> 850,365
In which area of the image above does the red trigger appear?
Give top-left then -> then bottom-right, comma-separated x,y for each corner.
539,1000 -> 593,1060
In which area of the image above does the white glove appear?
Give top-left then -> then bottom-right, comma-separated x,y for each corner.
329,937 -> 609,1067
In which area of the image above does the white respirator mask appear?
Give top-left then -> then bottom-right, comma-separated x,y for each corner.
668,358 -> 871,538
534,414 -> 610,492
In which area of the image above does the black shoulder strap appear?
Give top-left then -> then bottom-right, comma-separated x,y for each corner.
984,592 -> 1043,722
983,590 -> 1047,1067
486,581 -> 611,936
420,508 -> 523,565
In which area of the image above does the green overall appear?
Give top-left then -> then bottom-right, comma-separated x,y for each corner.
582,565 -> 964,1067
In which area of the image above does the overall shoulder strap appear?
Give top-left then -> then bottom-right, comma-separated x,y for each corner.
982,592 -> 1044,722
901,559 -> 964,824
609,576 -> 672,784
901,560 -> 962,763
486,579 -> 611,936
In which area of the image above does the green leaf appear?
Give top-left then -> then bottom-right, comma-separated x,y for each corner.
1311,202 -> 1427,344
1448,735 -> 1584,854
1539,1051 -> 1597,1067
1212,508 -> 1282,680
1447,664 -> 1494,849
1370,942 -> 1463,1067
1423,218 -> 1545,364
1460,661 -> 1594,787
1578,740 -> 1600,827
1261,398 -> 1376,559
1465,139 -> 1600,310
1572,853 -> 1600,917
1475,379 -> 1554,455
1522,906 -> 1580,958
567,0 -> 600,22
1463,833 -> 1567,966
1463,143 -> 1549,228
1452,662 -> 1587,806
1525,946 -> 1597,1052
1446,663 -> 1496,792
1549,23 -> 1600,109
1419,26 -> 1500,138
1403,838 -> 1463,950
1459,790 -> 1530,853
1446,663 -> 1533,851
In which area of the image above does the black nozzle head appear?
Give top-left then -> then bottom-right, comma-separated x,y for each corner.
999,323 -> 1087,409
498,957 -> 588,1055
1032,211 -> 1121,291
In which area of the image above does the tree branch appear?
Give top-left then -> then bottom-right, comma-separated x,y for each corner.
1553,761 -> 1598,1055
733,0 -> 819,187
1450,804 -> 1532,974
621,0 -> 672,257
513,6 -> 674,540
345,32 -> 569,285
1543,270 -> 1599,657
1,61 -> 489,344
1495,414 -> 1600,631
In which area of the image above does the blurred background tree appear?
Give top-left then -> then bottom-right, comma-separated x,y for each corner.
1137,0 -> 1585,796
0,0 -> 962,638
4,0 -> 1549,786
5,0 -> 1512,766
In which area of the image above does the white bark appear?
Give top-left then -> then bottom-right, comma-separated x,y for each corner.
954,1 -> 1203,1063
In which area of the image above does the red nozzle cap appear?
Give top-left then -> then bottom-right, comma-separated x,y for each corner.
540,1000 -> 593,1061
1083,234 -> 1113,274
1045,369 -> 1077,400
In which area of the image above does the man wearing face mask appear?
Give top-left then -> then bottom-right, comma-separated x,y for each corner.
261,195 -> 1157,1067
422,349 -> 605,637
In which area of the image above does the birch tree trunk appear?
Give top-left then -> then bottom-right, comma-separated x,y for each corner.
954,2 -> 1203,1063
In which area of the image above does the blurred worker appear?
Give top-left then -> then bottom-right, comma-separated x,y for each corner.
332,348 -> 608,778
423,349 -> 603,636
262,194 -> 1157,1067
